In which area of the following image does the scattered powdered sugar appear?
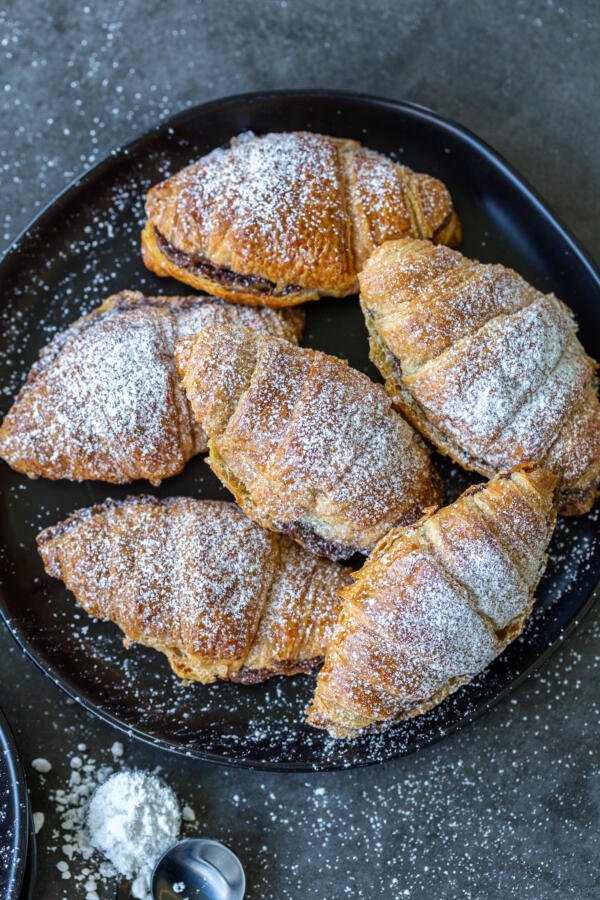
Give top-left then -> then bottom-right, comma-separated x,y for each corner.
46,745 -> 119,897
181,805 -> 196,823
33,811 -> 45,834
0,777 -> 12,881
87,770 -> 181,899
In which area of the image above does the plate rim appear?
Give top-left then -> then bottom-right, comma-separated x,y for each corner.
3,89 -> 599,285
0,705 -> 30,896
1,582 -> 599,773
0,88 -> 599,772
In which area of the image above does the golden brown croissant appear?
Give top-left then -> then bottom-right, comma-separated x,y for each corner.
141,131 -> 461,308
0,290 -> 304,485
37,496 -> 350,684
306,466 -> 557,738
177,324 -> 442,560
359,238 -> 600,514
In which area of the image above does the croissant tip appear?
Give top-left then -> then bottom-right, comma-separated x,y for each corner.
305,703 -> 334,734
507,463 -> 559,501
459,465 -> 558,507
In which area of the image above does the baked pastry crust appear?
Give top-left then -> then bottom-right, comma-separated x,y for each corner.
306,466 -> 557,738
142,131 -> 461,308
37,496 -> 350,684
359,238 -> 600,514
177,324 -> 442,560
0,290 -> 304,485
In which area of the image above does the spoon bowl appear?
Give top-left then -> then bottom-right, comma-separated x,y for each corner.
152,838 -> 245,900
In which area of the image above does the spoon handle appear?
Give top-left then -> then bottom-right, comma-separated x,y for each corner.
116,879 -> 132,900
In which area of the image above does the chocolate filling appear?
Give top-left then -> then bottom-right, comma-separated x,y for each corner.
275,519 -> 360,562
110,293 -> 209,314
154,228 -> 303,298
431,209 -> 454,241
230,656 -> 323,685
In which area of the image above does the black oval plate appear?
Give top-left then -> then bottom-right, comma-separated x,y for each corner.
0,91 -> 599,771
0,707 -> 30,898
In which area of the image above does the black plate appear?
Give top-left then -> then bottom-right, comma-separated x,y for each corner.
0,707 -> 30,898
0,91 -> 599,771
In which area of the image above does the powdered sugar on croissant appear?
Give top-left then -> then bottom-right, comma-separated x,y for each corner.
307,466 -> 557,739
142,131 -> 461,307
0,291 -> 304,484
360,238 -> 600,514
37,496 -> 350,684
177,324 -> 442,560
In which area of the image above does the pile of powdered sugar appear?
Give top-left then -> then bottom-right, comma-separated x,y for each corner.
35,741 -> 196,900
87,769 -> 181,899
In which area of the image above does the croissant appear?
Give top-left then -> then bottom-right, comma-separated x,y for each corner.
359,238 -> 600,514
306,466 -> 557,738
37,496 -> 350,684
177,324 -> 442,561
0,290 -> 304,485
141,131 -> 461,308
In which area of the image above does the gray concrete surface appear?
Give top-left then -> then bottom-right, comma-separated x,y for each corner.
1,1 -> 599,898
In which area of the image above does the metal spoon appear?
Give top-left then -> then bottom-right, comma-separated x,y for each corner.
116,880 -> 132,900
151,838 -> 245,900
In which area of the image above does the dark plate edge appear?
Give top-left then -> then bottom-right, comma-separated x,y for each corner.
1,579 -> 599,773
0,706 -> 31,896
2,89 -> 598,285
0,89 -> 598,772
